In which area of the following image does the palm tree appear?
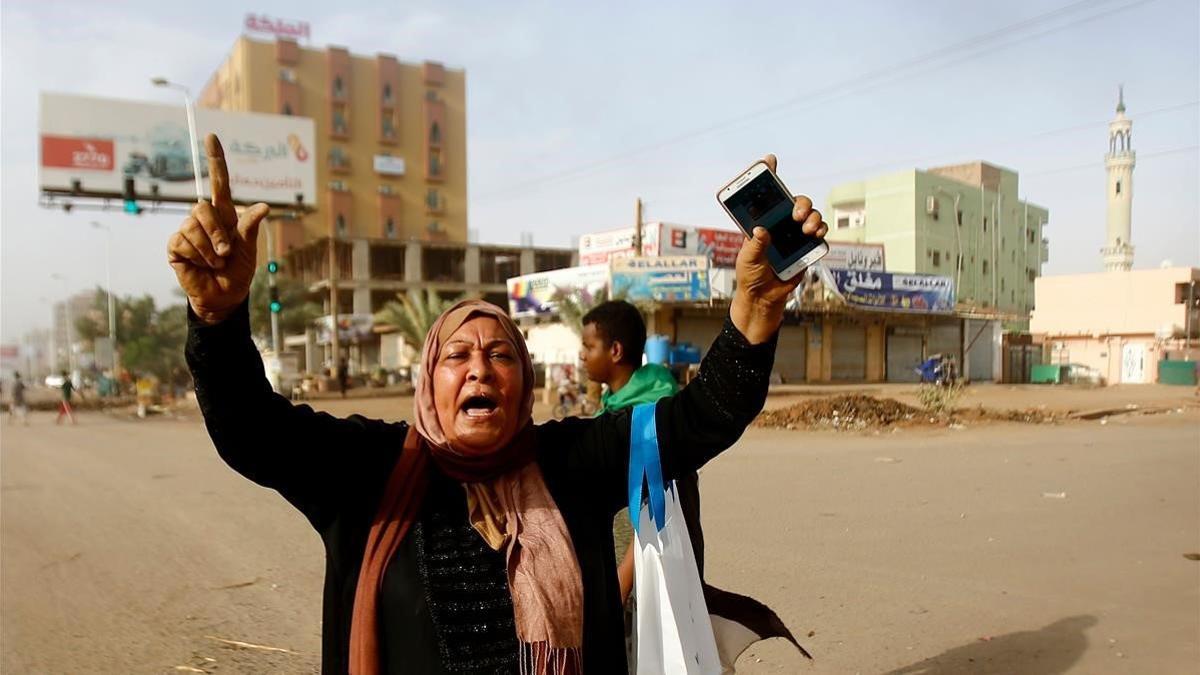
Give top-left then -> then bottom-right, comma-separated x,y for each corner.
553,287 -> 611,337
374,288 -> 463,350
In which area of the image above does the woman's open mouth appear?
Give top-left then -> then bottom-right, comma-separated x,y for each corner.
461,394 -> 499,419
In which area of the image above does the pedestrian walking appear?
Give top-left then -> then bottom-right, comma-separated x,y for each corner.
338,357 -> 350,398
55,370 -> 76,425
8,372 -> 29,426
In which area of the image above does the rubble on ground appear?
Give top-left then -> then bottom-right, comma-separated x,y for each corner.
754,394 -> 1063,432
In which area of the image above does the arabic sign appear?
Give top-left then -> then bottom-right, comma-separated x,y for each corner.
610,256 -> 711,303
829,270 -> 955,313
244,14 -> 311,40
507,265 -> 609,319
373,155 -> 406,176
39,92 -> 316,206
578,226 -> 659,265
821,241 -> 886,271
315,314 -> 374,345
695,227 -> 745,267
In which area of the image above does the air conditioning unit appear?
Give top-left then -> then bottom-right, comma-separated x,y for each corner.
925,196 -> 939,217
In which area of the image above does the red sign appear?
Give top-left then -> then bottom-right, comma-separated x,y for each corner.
696,227 -> 745,267
41,135 -> 114,171
244,14 -> 311,40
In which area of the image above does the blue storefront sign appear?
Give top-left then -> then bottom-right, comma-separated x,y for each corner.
829,270 -> 956,313
610,256 -> 711,302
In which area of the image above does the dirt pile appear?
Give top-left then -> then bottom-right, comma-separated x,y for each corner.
755,394 -> 921,431
755,395 -> 1064,431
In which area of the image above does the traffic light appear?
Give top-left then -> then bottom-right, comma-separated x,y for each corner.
269,287 -> 282,314
122,177 -> 143,215
267,260 -> 279,274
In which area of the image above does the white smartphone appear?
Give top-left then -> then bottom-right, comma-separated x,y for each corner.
717,160 -> 829,281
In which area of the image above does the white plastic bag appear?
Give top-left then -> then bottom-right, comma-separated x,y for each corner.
629,403 -> 721,675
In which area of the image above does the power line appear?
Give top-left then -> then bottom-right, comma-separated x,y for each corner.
790,100 -> 1198,183
475,0 -> 1158,203
1027,144 -> 1199,176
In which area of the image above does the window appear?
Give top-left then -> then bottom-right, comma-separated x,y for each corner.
382,114 -> 395,139
332,107 -> 348,136
378,184 -> 395,195
428,148 -> 442,176
279,68 -> 296,83
1000,278 -> 1005,292
1116,180 -> 1122,196
333,75 -> 345,98
383,83 -> 393,104
932,250 -> 941,266
426,188 -> 441,211
281,102 -> 293,116
429,122 -> 441,145
837,216 -> 850,229
328,146 -> 348,169
425,90 -> 438,102
956,209 -> 963,226
328,180 -> 348,191
335,214 -> 347,236
384,217 -> 396,239
982,259 -> 989,275
983,217 -> 988,232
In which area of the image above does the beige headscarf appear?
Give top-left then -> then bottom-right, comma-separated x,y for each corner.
350,300 -> 584,675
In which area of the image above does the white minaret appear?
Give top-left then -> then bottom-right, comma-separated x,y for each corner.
1102,86 -> 1135,271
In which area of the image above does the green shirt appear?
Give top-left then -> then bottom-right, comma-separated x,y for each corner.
600,363 -> 679,413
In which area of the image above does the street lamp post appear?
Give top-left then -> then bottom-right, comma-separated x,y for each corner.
90,221 -> 118,371
50,274 -> 73,375
151,77 -> 204,201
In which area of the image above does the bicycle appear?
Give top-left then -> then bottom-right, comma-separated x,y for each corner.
553,390 -> 598,419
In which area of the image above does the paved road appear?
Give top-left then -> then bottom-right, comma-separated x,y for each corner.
2,408 -> 1197,674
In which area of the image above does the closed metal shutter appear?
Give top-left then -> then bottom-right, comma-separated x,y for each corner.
928,321 -> 962,362
886,333 -> 923,382
774,325 -> 807,383
832,324 -> 867,381
965,320 -> 995,381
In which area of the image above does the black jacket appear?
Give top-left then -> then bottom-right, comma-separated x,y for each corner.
186,302 -> 775,674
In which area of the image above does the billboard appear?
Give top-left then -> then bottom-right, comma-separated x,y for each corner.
39,92 -> 316,207
828,270 -> 955,313
316,314 -> 374,345
578,226 -> 658,265
611,256 -> 711,303
821,241 -> 886,271
507,265 -> 609,319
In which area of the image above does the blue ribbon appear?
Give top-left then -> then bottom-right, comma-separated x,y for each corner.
628,402 -> 667,534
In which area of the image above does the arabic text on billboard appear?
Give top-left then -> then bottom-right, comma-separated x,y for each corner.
821,242 -> 886,271
244,14 -> 311,40
507,265 -> 609,318
830,270 -> 955,313
578,226 -> 659,265
39,93 -> 317,206
610,256 -> 711,303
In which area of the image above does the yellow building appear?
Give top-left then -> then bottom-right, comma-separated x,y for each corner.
199,36 -> 467,252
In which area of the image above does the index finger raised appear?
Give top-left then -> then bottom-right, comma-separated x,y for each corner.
205,133 -> 233,210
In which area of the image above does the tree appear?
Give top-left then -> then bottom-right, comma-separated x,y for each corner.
373,288 -> 464,352
248,269 -> 323,342
552,286 -> 652,337
74,289 -> 186,381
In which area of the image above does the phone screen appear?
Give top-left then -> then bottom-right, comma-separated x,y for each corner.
723,170 -> 823,267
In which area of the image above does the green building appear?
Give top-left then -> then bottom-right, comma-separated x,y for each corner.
825,161 -> 1049,322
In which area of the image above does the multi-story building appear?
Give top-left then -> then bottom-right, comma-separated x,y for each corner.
825,161 -> 1049,320
198,36 -> 467,251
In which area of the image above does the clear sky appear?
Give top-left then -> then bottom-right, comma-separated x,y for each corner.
2,0 -> 1197,342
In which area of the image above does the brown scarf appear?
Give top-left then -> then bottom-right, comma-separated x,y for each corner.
349,301 -> 584,675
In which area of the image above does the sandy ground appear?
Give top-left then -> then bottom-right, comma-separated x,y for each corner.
2,394 -> 1197,674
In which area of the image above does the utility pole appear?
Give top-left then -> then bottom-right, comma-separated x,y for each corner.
263,218 -> 282,354
329,235 -> 340,381
632,197 -> 643,257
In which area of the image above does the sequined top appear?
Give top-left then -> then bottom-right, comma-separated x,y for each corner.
187,304 -> 777,675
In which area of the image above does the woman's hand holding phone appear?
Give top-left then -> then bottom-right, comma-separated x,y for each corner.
730,154 -> 828,344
